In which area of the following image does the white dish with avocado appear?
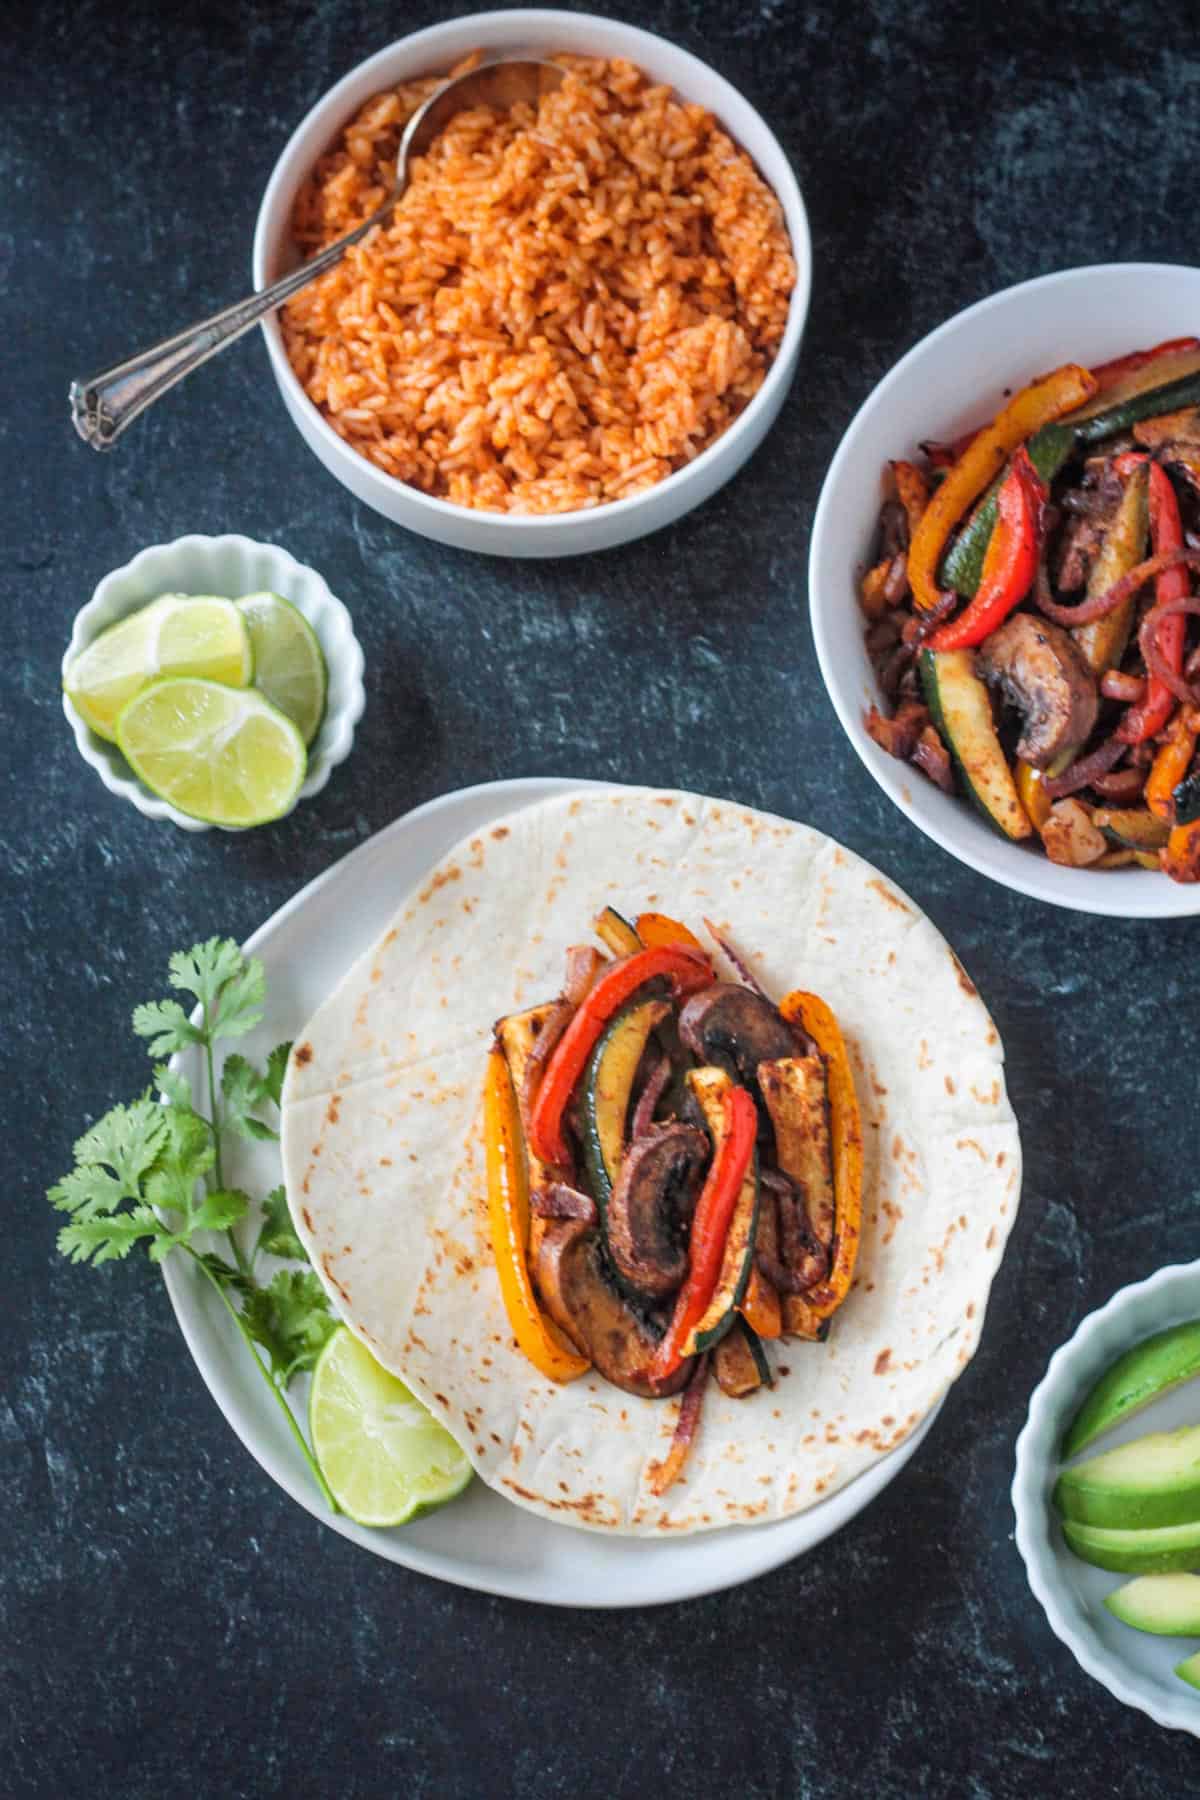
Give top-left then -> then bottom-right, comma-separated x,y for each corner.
1015,1262 -> 1200,1734
63,533 -> 364,830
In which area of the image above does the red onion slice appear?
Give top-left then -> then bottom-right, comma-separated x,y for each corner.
1043,735 -> 1128,799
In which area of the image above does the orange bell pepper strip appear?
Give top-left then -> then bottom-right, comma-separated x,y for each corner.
634,911 -> 705,953
1118,463 -> 1190,743
907,362 -> 1097,612
930,447 -> 1046,651
529,944 -> 712,1170
483,1047 -> 590,1384
777,991 -> 863,1324
1163,817 -> 1200,883
739,1261 -> 782,1340
1146,707 -> 1200,821
652,1086 -> 758,1380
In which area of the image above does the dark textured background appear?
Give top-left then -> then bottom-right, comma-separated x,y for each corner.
5,0 -> 1198,1792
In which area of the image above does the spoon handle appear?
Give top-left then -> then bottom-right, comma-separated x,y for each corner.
68,228 -> 369,449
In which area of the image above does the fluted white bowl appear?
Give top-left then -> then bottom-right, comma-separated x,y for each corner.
1013,1261 -> 1200,1735
62,534 -> 366,832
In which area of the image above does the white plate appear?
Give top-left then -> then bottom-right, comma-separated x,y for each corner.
162,776 -> 940,1606
1013,1261 -> 1200,1734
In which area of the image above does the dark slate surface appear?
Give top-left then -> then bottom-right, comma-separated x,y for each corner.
5,0 -> 1199,1792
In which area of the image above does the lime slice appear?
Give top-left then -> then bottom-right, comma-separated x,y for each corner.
66,594 -> 254,741
237,592 -> 327,747
309,1326 -> 472,1527
116,677 -> 306,827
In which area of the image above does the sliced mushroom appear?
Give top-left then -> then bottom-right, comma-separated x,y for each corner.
605,1122 -> 708,1298
533,1219 -> 690,1398
977,614 -> 1099,770
678,984 -> 797,1089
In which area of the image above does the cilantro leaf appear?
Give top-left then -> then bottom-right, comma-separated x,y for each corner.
50,1099 -> 167,1221
143,1108 -> 214,1222
240,1269 -> 336,1387
263,1042 -> 292,1109
191,1187 -> 252,1237
132,999 -> 202,1058
57,1205 -> 169,1265
167,938 -> 246,1015
154,1062 -> 193,1113
220,1054 -> 278,1143
255,1185 -> 309,1264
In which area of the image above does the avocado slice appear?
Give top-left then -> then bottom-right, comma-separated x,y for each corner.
1062,1514 -> 1200,1575
1104,1573 -> 1200,1636
1063,1320 -> 1200,1458
1056,1424 -> 1200,1530
1176,1649 -> 1200,1691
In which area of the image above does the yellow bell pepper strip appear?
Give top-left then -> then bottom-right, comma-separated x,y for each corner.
907,362 -> 1098,612
483,1047 -> 590,1384
1146,707 -> 1200,821
651,1086 -> 758,1382
1015,759 -> 1054,836
634,911 -> 705,953
777,990 -> 863,1324
529,944 -> 713,1170
740,1261 -> 782,1340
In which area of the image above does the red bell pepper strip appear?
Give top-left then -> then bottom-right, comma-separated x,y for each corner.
652,1086 -> 758,1381
1117,462 -> 1189,743
929,447 -> 1046,651
1090,337 -> 1200,391
528,944 -> 712,1169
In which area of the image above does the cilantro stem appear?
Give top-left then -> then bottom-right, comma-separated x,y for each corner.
184,1244 -> 340,1514
204,1031 -> 253,1284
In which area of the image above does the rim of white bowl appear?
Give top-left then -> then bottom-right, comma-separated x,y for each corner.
62,533 -> 366,832
251,8 -> 812,533
808,260 -> 1200,918
1012,1259 -> 1200,1735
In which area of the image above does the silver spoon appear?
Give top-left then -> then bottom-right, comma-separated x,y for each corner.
69,57 -> 564,450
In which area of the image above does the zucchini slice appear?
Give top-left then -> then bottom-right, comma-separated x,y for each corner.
940,424 -> 1075,596
593,906 -> 642,958
919,649 -> 1033,840
682,1067 -> 760,1356
1072,463 -> 1148,675
758,1055 -> 835,1255
1093,808 -> 1170,852
580,997 -> 669,1221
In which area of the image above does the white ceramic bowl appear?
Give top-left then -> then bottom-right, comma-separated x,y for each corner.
809,261 -> 1200,918
62,534 -> 366,832
251,9 -> 812,557
1013,1261 -> 1200,1734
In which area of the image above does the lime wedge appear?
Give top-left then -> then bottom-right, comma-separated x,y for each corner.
66,594 -> 254,741
309,1326 -> 472,1527
116,677 -> 306,827
237,592 -> 327,747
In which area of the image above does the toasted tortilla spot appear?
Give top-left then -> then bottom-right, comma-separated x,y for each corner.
956,1137 -> 987,1159
326,1097 -> 341,1126
867,878 -> 912,914
301,1207 -> 314,1232
949,950 -> 978,997
945,1075 -> 956,1096
874,1349 -> 892,1375
294,1042 -> 313,1067
986,1226 -> 998,1250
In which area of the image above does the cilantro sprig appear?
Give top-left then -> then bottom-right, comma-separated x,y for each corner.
49,938 -> 339,1510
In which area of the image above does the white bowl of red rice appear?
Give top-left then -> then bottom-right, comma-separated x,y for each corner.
809,262 -> 1200,919
252,10 -> 811,556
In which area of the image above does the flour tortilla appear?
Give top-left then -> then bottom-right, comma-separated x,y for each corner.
281,786 -> 1020,1536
